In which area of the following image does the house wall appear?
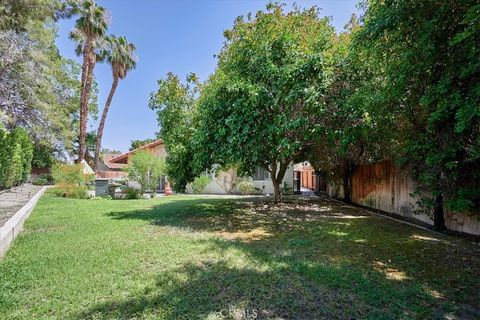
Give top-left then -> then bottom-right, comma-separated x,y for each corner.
96,160 -> 111,172
201,168 -> 238,194
149,144 -> 168,158
186,164 -> 295,195
320,160 -> 480,236
252,164 -> 294,195
294,162 -> 316,189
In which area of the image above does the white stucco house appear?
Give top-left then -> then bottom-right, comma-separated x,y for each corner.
101,139 -> 294,195
186,165 -> 295,195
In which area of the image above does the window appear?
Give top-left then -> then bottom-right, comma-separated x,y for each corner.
157,175 -> 166,192
253,166 -> 271,180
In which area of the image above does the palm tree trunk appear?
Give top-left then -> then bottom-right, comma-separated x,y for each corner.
78,42 -> 91,162
79,53 -> 96,161
94,76 -> 119,170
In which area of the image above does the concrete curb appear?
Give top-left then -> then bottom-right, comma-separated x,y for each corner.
0,186 -> 46,259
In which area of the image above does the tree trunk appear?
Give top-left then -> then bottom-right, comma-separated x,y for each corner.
93,76 -> 119,170
272,178 -> 281,203
77,42 -> 91,162
84,53 -> 96,108
343,160 -> 354,204
433,194 -> 446,231
271,161 -> 288,203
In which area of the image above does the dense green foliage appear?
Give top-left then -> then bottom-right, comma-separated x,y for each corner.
149,73 -> 199,192
31,143 -> 56,169
235,179 -> 256,195
0,0 -> 70,32
126,150 -> 166,193
193,4 -> 335,202
0,0 -> 98,160
0,127 -> 33,189
306,15 -> 392,203
351,0 -> 480,228
190,175 -> 210,194
19,128 -> 34,183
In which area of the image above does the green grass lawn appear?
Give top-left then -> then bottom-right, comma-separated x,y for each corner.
1,194 -> 479,319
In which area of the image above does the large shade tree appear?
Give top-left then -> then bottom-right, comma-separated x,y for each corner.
69,0 -> 108,162
194,4 -> 335,202
356,0 -> 480,230
94,35 -> 136,169
308,15 -> 392,203
0,0 -> 95,157
0,0 -> 72,32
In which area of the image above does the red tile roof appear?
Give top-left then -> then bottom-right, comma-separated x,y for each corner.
102,153 -> 127,169
96,170 -> 128,179
109,139 -> 164,164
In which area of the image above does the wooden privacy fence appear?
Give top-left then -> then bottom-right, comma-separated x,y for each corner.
316,160 -> 480,236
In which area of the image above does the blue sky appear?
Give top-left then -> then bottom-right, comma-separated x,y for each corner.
56,0 -> 360,152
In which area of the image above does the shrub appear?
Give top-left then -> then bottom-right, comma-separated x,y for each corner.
32,143 -> 55,169
236,180 -> 256,195
52,163 -> 84,185
19,129 -> 33,182
0,127 -> 33,189
50,183 -> 88,199
32,175 -> 51,186
124,187 -> 141,200
191,175 -> 211,194
51,163 -> 92,199
126,151 -> 166,193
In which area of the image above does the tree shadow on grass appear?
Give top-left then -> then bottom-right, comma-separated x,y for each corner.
78,258 -> 386,319
84,195 -> 480,319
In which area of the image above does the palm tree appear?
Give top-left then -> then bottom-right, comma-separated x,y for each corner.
69,0 -> 108,162
94,36 -> 136,169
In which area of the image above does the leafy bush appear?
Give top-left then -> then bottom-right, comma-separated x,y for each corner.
52,163 -> 93,185
50,184 -> 88,199
32,175 -> 52,186
126,151 -> 166,193
236,180 -> 256,195
19,130 -> 33,182
51,163 -> 93,199
0,127 -> 33,189
52,163 -> 82,185
124,187 -> 141,200
32,143 -> 55,169
191,175 -> 211,194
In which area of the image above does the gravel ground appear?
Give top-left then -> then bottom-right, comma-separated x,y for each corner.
0,184 -> 43,228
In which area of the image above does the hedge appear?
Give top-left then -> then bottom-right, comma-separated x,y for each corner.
0,127 -> 34,189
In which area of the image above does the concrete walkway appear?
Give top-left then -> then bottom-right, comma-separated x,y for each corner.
0,184 -> 42,228
300,187 -> 316,197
